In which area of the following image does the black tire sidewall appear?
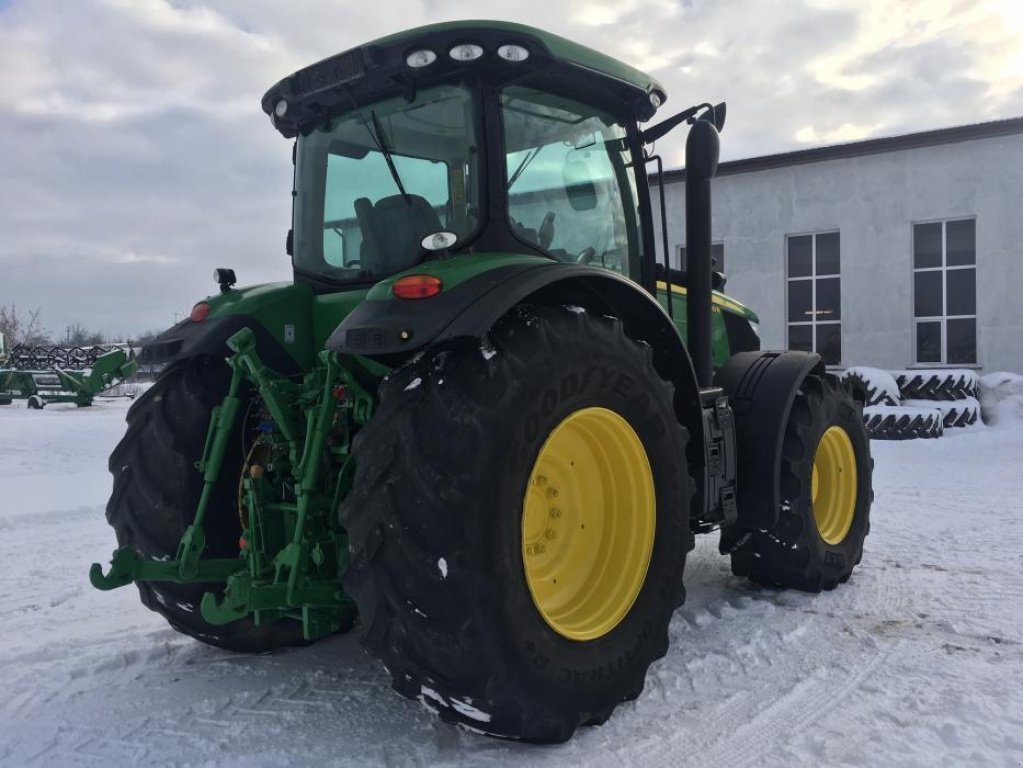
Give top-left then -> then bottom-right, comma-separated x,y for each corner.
447,320 -> 690,711
787,385 -> 872,576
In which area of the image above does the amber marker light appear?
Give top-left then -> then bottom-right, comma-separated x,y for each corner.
392,275 -> 443,300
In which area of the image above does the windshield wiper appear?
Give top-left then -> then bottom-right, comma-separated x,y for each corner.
369,110 -> 411,205
507,147 -> 540,190
342,88 -> 411,206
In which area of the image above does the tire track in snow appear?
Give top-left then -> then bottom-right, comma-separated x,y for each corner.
573,542 -> 913,768
692,641 -> 901,768
12,656 -> 422,767
606,637 -> 900,768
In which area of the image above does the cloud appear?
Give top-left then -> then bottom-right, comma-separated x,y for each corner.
795,122 -> 884,143
0,0 -> 1020,338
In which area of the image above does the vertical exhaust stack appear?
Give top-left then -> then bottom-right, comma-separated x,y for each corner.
685,117 -> 721,389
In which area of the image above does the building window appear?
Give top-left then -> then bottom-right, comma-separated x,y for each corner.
677,242 -> 724,272
787,231 -> 841,365
913,218 -> 976,364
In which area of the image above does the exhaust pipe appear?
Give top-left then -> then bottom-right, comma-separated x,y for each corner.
684,116 -> 720,389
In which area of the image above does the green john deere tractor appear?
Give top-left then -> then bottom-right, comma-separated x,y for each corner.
91,21 -> 872,743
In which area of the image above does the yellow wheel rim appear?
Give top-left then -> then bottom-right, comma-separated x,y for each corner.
522,407 -> 656,642
812,426 -> 858,545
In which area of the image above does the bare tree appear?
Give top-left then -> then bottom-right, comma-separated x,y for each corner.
63,323 -> 105,346
0,304 -> 49,346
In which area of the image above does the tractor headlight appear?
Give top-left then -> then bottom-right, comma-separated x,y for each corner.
497,44 -> 529,62
449,43 -> 484,62
406,49 -> 437,68
213,268 -> 237,293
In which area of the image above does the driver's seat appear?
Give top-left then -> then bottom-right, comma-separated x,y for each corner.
366,194 -> 444,273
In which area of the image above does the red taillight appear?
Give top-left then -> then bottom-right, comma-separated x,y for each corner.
392,275 -> 443,300
190,302 -> 211,322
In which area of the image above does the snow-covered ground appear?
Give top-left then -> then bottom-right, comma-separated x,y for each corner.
1,400 -> 1022,767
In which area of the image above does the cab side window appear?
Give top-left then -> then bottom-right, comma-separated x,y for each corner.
501,86 -> 642,276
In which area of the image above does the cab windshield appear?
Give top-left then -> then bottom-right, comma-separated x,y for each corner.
293,82 -> 479,282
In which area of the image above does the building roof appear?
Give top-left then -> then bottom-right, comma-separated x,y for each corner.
658,116 -> 1023,183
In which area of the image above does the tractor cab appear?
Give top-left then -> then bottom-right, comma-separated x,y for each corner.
264,21 -> 665,292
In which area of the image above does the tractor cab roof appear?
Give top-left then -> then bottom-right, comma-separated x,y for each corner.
261,20 -> 667,138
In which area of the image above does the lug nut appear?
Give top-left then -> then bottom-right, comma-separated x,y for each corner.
544,528 -> 557,540
549,507 -> 562,519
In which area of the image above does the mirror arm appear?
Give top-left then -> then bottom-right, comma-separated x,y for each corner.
641,103 -> 707,145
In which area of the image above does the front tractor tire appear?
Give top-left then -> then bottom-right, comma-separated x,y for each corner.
723,374 -> 873,591
341,306 -> 694,743
105,357 -> 305,651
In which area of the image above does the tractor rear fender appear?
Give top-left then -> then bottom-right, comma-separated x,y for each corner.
329,264 -> 705,487
714,350 -> 826,531
139,314 -> 302,376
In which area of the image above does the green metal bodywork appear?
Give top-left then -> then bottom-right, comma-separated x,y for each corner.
91,327 -> 379,639
192,256 -> 757,372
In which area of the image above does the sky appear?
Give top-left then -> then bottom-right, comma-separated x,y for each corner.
0,0 -> 1020,340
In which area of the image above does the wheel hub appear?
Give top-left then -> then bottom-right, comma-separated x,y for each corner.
522,407 -> 655,641
812,425 -> 857,545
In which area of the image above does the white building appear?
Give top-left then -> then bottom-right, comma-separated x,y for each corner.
654,117 -> 1023,373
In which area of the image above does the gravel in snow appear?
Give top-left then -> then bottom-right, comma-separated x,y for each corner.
1,399 -> 1022,766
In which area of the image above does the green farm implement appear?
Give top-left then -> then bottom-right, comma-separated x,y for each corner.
91,22 -> 873,742
0,341 -> 137,408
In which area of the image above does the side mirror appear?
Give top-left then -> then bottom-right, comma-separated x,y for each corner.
699,102 -> 726,133
563,160 -> 598,211
713,102 -> 726,132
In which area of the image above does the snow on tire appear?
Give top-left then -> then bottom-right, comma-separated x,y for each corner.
862,405 -> 943,440
979,372 -> 1023,425
842,367 -> 900,406
894,369 -> 979,401
903,397 -> 980,429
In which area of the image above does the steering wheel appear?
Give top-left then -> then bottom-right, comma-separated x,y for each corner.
575,246 -> 597,264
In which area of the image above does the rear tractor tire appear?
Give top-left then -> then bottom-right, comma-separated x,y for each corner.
722,374 -> 872,591
104,356 -> 306,652
341,306 -> 694,743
